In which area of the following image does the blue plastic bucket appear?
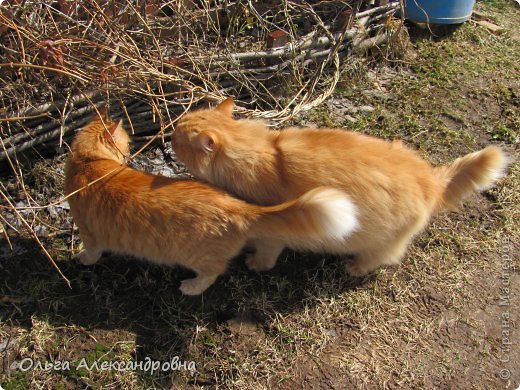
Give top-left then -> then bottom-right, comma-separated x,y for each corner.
403,0 -> 476,24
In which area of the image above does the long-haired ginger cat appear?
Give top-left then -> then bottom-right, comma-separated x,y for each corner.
65,111 -> 359,295
172,97 -> 509,277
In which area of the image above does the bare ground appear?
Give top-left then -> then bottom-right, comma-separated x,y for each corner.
1,1 -> 519,389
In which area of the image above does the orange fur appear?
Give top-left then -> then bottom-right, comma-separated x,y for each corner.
172,97 -> 509,276
65,113 -> 358,295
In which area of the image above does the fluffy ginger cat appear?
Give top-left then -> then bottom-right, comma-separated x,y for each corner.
172,97 -> 509,277
65,112 -> 359,295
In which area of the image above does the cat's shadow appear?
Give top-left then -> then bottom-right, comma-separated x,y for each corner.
0,238 -> 370,384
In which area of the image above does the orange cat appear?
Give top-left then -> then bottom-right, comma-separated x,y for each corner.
172,97 -> 509,276
64,112 -> 359,295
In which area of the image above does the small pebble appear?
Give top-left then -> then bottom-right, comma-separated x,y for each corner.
34,224 -> 48,238
358,105 -> 375,114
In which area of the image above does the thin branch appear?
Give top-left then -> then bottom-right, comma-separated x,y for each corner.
0,186 -> 71,288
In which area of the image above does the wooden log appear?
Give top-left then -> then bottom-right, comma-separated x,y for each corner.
0,2 -> 403,162
353,31 -> 389,52
474,20 -> 506,34
356,3 -> 398,18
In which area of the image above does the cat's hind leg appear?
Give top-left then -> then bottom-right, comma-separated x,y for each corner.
345,245 -> 405,277
346,215 -> 429,276
245,238 -> 285,272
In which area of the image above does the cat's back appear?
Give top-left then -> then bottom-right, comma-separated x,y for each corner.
66,157 -> 253,232
65,157 -> 125,196
70,158 -> 235,202
278,127 -> 431,172
273,126 -> 442,209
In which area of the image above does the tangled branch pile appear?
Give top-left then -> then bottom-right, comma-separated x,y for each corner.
0,0 -> 403,162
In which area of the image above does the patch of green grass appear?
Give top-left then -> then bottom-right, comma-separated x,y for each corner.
479,0 -> 514,10
304,107 -> 340,128
488,123 -> 518,143
1,373 -> 29,390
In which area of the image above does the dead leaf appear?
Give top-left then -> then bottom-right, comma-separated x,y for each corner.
38,39 -> 65,67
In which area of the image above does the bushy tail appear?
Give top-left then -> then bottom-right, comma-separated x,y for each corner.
250,187 -> 359,250
435,146 -> 509,211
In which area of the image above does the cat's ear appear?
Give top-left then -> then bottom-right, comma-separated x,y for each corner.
215,97 -> 234,117
108,118 -> 123,136
104,118 -> 128,144
96,106 -> 108,120
194,131 -> 218,153
103,118 -> 119,139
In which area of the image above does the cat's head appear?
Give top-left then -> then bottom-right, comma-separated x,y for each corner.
72,108 -> 131,162
173,97 -> 270,182
172,97 -> 237,179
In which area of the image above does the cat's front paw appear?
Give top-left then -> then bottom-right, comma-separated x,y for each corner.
179,276 -> 215,296
179,280 -> 203,296
245,254 -> 276,272
77,249 -> 101,266
345,260 -> 372,277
